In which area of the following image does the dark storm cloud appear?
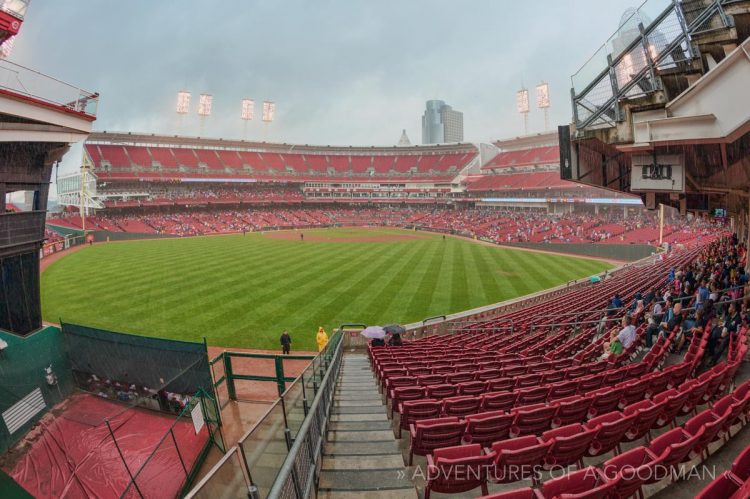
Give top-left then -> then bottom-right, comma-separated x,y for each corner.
14,0 -> 635,151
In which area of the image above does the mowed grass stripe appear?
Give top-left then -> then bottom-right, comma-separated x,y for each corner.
352,241 -> 431,324
284,243 -> 412,333
42,228 -> 613,350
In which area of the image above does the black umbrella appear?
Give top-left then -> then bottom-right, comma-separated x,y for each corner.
383,324 -> 406,335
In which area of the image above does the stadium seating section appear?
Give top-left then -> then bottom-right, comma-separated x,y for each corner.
369,235 -> 749,498
85,144 -> 476,181
47,207 -> 716,245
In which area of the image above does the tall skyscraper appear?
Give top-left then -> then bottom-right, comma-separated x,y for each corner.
421,100 -> 464,144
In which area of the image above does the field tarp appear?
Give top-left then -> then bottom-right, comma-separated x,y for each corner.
7,393 -> 208,499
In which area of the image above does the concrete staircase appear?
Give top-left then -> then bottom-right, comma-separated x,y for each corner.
318,353 -> 416,498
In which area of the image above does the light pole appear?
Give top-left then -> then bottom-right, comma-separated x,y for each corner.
536,81 -> 550,132
241,98 -> 254,139
198,93 -> 212,135
176,90 -> 190,132
262,101 -> 275,140
516,88 -> 529,135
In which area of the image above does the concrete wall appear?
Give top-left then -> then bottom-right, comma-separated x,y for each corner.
500,242 -> 657,261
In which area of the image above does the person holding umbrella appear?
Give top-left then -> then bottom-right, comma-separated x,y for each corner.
316,326 -> 329,352
383,324 -> 405,346
361,326 -> 386,347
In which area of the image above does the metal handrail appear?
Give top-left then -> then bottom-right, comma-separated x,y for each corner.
267,330 -> 344,498
572,0 -> 731,129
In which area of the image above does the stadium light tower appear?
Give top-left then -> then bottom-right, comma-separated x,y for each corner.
516,88 -> 529,135
241,98 -> 254,139
262,100 -> 275,140
198,93 -> 212,136
175,91 -> 190,133
536,81 -> 550,131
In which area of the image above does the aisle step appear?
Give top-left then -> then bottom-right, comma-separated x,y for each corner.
318,353 -> 416,498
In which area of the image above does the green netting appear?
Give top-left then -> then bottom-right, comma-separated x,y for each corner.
0,326 -> 74,454
61,322 -> 213,396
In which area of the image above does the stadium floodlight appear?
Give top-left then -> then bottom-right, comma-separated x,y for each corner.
198,94 -> 213,116
262,101 -> 275,122
516,88 -> 529,134
516,88 -> 529,114
536,82 -> 550,109
241,98 -> 254,120
176,91 -> 191,114
536,81 -> 550,131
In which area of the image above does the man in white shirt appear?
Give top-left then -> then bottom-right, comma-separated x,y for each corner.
617,315 -> 637,349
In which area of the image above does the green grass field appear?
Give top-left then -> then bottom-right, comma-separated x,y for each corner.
41,228 -> 612,350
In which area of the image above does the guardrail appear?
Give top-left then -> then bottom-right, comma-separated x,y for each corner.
185,330 -> 343,499
0,58 -> 99,117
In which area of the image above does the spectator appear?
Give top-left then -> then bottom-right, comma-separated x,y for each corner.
316,326 -> 329,352
617,314 -> 637,349
676,308 -> 705,354
388,333 -> 403,346
707,303 -> 741,365
280,330 -> 292,355
611,294 -> 623,309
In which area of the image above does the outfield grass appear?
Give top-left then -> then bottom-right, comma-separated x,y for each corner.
41,228 -> 613,350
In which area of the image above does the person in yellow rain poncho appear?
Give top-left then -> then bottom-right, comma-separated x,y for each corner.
316,326 -> 329,352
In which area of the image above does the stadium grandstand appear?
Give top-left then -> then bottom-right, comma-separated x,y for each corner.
3,0 -> 750,498
43,130 -> 721,254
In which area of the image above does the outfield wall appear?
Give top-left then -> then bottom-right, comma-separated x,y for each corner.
499,242 -> 656,262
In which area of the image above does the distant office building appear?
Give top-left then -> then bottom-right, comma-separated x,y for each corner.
421,100 -> 464,144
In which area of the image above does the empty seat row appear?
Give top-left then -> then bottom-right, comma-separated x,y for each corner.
423,378 -> 750,498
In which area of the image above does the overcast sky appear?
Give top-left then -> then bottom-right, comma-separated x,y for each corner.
12,0 -> 636,179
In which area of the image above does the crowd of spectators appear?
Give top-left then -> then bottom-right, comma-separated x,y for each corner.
48,206 -> 720,246
597,234 -> 747,367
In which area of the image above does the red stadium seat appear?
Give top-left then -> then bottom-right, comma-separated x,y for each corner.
425,444 -> 496,499
601,445 -> 665,499
588,387 -> 624,418
397,400 -> 443,438
489,436 -> 550,485
585,411 -> 636,457
540,467 -> 616,499
464,411 -> 513,445
694,471 -> 744,499
552,395 -> 594,428
541,423 -> 598,469
442,396 -> 481,418
510,403 -> 557,437
389,386 -> 425,418
408,417 -> 465,465
457,380 -> 488,396
683,408 -> 729,461
646,428 -> 702,482
515,386 -> 550,405
548,380 -> 580,401
622,399 -> 663,443
488,378 -> 515,392
481,391 -> 517,412
425,384 -> 458,399
731,443 -> 750,481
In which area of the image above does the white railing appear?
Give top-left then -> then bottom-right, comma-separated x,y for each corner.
0,58 -> 98,117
